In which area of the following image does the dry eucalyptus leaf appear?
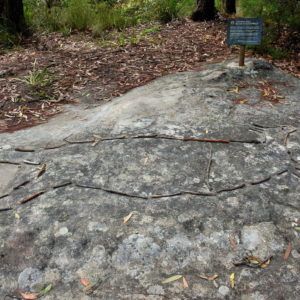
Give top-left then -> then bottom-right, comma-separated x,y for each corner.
260,257 -> 272,269
182,276 -> 189,288
161,275 -> 183,284
247,256 -> 262,266
80,278 -> 91,287
39,283 -> 52,296
19,292 -> 39,300
123,212 -> 134,224
230,272 -> 235,288
198,274 -> 218,281
283,242 -> 292,260
234,255 -> 272,269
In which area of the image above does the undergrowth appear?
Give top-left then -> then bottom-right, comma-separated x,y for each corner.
240,0 -> 300,58
0,25 -> 21,49
4,0 -> 298,60
23,0 -> 195,34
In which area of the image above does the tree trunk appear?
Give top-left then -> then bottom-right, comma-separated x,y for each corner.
223,0 -> 236,14
191,0 -> 216,22
0,0 -> 26,33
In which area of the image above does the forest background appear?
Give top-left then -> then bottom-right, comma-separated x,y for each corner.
1,0 -> 299,58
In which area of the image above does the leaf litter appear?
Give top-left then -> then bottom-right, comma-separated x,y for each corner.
1,19 -> 298,133
234,255 -> 273,269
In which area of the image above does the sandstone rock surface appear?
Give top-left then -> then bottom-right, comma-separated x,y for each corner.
1,60 -> 299,299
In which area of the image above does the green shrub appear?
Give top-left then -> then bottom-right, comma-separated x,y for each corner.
24,0 -> 66,31
241,0 -> 300,30
65,0 -> 95,30
177,0 -> 196,18
153,0 -> 181,23
0,25 -> 20,49
92,2 -> 137,36
22,0 -> 198,34
241,0 -> 300,57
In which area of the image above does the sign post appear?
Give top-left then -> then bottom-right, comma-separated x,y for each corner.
227,18 -> 263,67
239,45 -> 246,66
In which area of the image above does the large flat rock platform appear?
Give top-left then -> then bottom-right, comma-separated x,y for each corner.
0,60 -> 299,299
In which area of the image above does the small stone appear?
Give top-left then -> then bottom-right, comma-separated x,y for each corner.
218,285 -> 230,296
18,268 -> 43,292
291,249 -> 300,259
55,227 -> 69,237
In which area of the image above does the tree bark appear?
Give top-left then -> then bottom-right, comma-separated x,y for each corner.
191,0 -> 216,22
0,0 -> 26,33
223,0 -> 236,14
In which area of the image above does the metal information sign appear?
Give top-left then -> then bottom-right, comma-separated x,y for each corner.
227,18 -> 263,66
227,18 -> 263,46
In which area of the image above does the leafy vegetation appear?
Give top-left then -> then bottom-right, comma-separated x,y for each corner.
22,0 -> 196,33
240,0 -> 300,57
2,0 -> 300,57
0,25 -> 21,49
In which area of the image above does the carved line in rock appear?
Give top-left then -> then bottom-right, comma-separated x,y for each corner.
0,168 -> 293,212
7,132 -> 263,153
0,169 -> 288,212
0,126 -> 297,210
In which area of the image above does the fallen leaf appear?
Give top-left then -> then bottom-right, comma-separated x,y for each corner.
15,213 -> 20,219
260,257 -> 272,269
294,226 -> 300,232
234,255 -> 272,269
19,292 -> 39,300
123,211 -> 134,224
230,272 -> 235,288
198,274 -> 219,281
247,256 -> 262,266
182,276 -> 189,288
161,275 -> 183,284
80,278 -> 91,287
39,284 -> 52,296
228,86 -> 239,94
283,242 -> 292,260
